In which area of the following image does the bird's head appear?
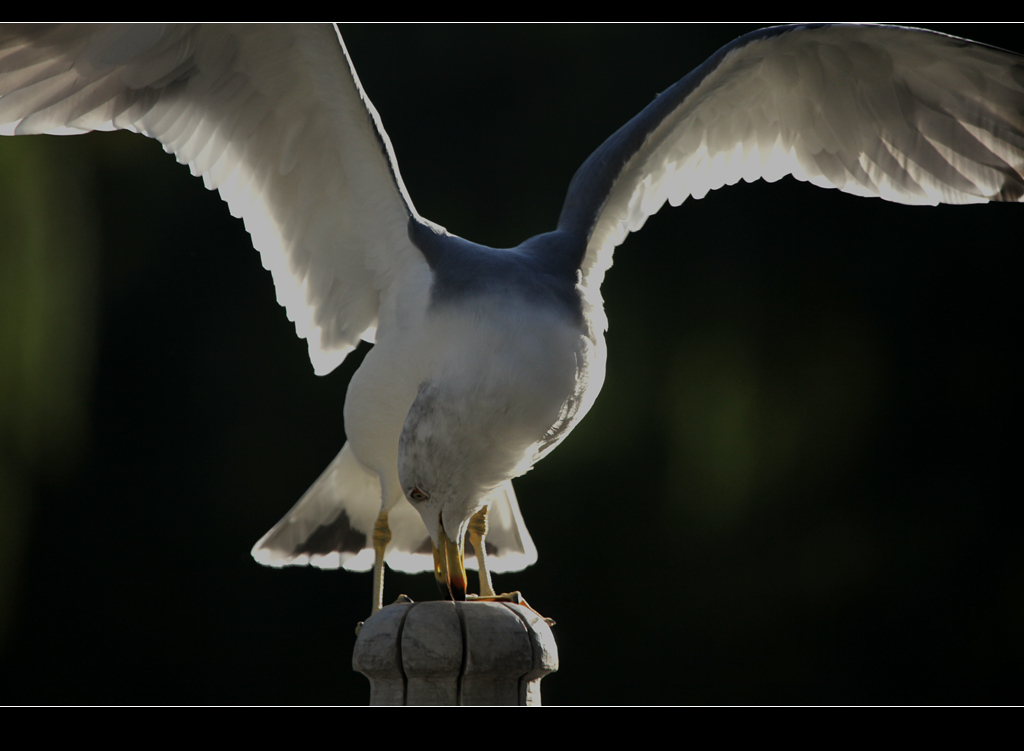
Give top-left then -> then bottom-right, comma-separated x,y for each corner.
398,380 -> 495,601
402,484 -> 475,601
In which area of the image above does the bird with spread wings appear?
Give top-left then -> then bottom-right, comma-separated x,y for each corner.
2,23 -> 1021,616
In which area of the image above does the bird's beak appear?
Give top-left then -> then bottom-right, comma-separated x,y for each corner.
432,521 -> 467,601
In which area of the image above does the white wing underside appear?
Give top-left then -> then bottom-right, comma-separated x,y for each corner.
578,25 -> 1024,292
0,23 -> 421,375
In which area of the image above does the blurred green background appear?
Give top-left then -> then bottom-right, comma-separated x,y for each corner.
0,24 -> 1020,704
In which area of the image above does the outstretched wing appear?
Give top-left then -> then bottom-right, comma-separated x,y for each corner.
558,24 -> 1024,294
0,23 -> 423,375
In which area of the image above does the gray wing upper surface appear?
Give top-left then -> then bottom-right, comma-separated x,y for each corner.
560,24 -> 1024,294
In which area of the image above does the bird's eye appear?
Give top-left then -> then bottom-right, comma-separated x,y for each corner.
408,487 -> 430,502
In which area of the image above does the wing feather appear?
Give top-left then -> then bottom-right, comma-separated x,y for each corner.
0,23 -> 423,375
559,24 -> 1024,294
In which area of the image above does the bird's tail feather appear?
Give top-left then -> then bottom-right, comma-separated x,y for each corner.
250,443 -> 537,574
250,442 -> 383,571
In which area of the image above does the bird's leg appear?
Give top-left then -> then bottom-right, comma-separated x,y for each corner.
371,509 -> 391,615
463,507 -> 553,625
467,505 -> 496,598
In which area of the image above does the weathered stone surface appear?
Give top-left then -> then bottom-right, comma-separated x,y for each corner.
353,600 -> 558,705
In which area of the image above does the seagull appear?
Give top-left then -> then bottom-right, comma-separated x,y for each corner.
2,24 -> 1022,615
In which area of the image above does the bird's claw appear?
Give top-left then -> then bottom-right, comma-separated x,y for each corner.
356,591 -> 551,636
466,591 -> 554,626
355,594 -> 416,636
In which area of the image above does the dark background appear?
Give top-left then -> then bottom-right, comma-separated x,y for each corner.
0,24 -> 1020,705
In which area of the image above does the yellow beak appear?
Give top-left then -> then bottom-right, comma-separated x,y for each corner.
432,522 -> 467,601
